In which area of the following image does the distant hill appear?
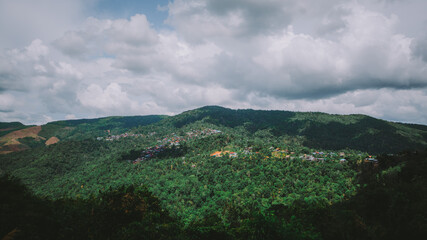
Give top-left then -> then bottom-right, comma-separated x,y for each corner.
2,106 -> 427,239
165,106 -> 427,154
0,122 -> 28,137
1,106 -> 426,154
0,115 -> 165,154
38,115 -> 166,140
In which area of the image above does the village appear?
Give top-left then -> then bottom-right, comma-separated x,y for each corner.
97,131 -> 156,141
209,146 -> 377,166
96,128 -> 377,166
100,128 -> 223,164
97,128 -> 222,142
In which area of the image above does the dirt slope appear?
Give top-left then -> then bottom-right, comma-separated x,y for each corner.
0,126 -> 45,154
45,136 -> 59,145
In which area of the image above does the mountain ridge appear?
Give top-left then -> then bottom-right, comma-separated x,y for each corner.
1,107 -> 427,239
1,106 -> 426,154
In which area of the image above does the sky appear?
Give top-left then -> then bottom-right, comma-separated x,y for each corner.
1,0 -> 427,125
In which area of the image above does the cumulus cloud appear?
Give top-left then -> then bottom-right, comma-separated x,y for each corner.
54,15 -> 158,59
1,0 -> 427,125
0,39 -> 85,123
52,31 -> 89,59
0,0 -> 88,48
0,93 -> 15,113
169,2 -> 427,100
166,0 -> 298,42
52,1 -> 427,102
0,39 -> 49,92
412,35 -> 427,62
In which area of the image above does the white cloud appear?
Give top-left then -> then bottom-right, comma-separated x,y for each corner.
203,3 -> 427,100
109,14 -> 158,46
54,14 -> 159,60
52,31 -> 89,59
65,114 -> 77,120
1,0 -> 427,125
77,83 -> 138,114
0,0 -> 88,48
0,93 -> 15,112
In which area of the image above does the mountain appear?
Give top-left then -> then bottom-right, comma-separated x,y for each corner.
0,115 -> 165,154
0,122 -> 28,137
1,106 -> 427,239
1,106 -> 427,154
39,115 -> 167,139
165,106 -> 427,154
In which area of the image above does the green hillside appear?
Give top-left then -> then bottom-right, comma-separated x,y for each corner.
39,115 -> 166,140
165,106 -> 427,154
2,106 -> 426,154
1,106 -> 427,239
0,115 -> 166,154
0,122 -> 28,137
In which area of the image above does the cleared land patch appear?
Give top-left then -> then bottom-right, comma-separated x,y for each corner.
45,136 -> 60,145
0,126 -> 45,154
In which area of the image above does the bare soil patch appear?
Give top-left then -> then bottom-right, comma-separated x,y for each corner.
45,136 -> 60,145
0,126 -> 45,154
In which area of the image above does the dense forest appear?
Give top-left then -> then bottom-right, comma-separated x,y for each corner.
1,106 -> 427,239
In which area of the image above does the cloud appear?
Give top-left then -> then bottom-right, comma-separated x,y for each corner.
165,0 -> 357,42
77,83 -> 138,114
65,114 -> 77,120
412,35 -> 427,62
1,0 -> 427,125
0,93 -> 15,113
236,88 -> 427,125
0,0 -> 89,48
53,1 -> 427,101
166,0 -> 296,41
0,39 -> 49,92
52,31 -> 89,59
54,14 -> 158,60
109,14 -> 158,46
0,39 -> 85,123
202,3 -> 427,100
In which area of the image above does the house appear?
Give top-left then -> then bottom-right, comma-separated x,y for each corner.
300,155 -> 315,161
210,151 -> 237,158
364,157 -> 378,163
210,151 -> 222,157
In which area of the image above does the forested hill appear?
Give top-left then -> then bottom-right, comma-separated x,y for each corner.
40,115 -> 166,139
0,122 -> 28,137
1,106 -> 427,154
2,106 -> 427,239
166,106 -> 427,154
0,115 -> 165,154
